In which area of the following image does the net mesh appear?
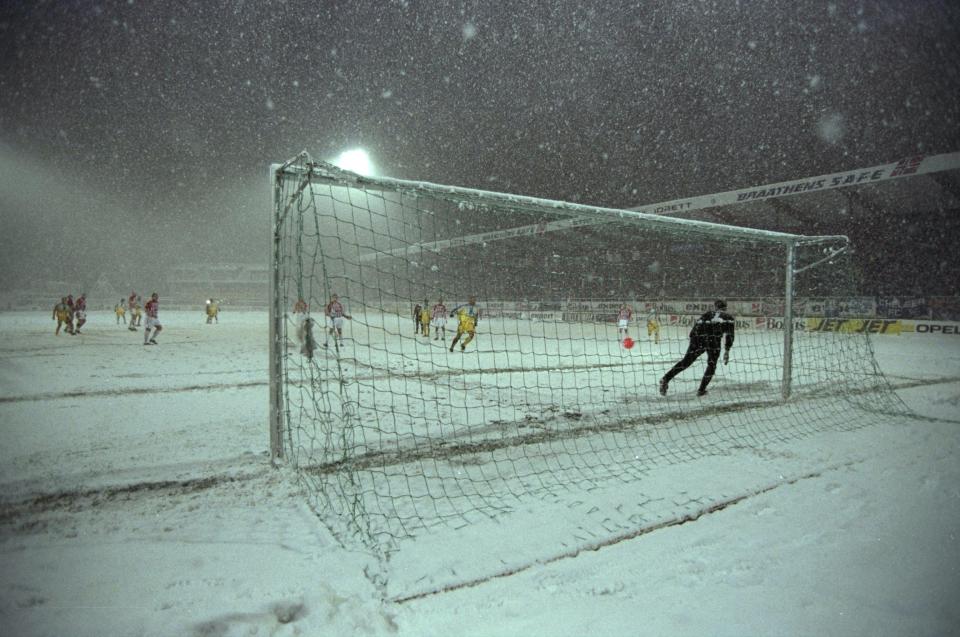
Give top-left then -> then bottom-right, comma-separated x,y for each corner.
272,155 -> 909,548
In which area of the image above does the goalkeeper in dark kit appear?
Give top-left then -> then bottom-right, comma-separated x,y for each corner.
660,299 -> 735,397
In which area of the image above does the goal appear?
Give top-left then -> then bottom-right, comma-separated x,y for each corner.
269,152 -> 906,548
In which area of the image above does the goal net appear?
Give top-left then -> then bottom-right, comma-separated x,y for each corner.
269,152 -> 907,548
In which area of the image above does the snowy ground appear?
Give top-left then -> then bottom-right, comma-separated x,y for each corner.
1,310 -> 958,636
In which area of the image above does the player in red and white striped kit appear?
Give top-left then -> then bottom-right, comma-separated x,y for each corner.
73,293 -> 88,334
143,292 -> 162,345
617,304 -> 633,341
324,294 -> 352,348
430,298 -> 448,341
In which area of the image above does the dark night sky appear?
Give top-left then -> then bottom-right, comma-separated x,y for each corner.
1,0 -> 958,289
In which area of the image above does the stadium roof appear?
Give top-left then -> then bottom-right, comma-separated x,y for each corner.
632,153 -> 960,235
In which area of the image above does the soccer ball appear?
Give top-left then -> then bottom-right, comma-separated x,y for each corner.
623,337 -> 635,349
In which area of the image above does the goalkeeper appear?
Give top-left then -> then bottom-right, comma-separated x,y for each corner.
448,296 -> 480,352
660,299 -> 735,397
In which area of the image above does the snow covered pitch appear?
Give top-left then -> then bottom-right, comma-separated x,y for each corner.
1,310 -> 958,636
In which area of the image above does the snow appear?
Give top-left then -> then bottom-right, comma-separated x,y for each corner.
1,310 -> 958,636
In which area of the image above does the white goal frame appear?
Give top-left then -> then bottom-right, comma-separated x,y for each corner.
267,154 -> 881,462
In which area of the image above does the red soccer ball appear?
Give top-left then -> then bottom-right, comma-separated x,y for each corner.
623,337 -> 635,349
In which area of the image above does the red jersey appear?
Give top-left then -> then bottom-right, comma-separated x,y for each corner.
75,296 -> 87,311
431,303 -> 447,317
617,307 -> 632,321
326,300 -> 345,318
128,293 -> 137,309
145,298 -> 159,318
293,299 -> 308,313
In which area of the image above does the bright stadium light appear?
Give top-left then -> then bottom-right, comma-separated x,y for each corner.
332,148 -> 375,176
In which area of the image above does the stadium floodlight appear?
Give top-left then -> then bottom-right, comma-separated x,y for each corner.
268,151 -> 915,549
331,148 -> 375,176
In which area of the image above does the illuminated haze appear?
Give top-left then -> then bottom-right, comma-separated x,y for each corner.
0,1 -> 958,293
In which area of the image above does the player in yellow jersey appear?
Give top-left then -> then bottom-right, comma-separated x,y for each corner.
419,300 -> 431,337
115,299 -> 127,325
129,302 -> 140,331
53,297 -> 73,335
206,299 -> 220,324
647,307 -> 661,344
449,296 -> 480,352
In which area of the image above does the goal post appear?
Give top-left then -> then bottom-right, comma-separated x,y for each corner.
268,152 -> 905,547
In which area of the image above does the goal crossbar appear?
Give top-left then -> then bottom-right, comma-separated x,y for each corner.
272,154 -> 846,249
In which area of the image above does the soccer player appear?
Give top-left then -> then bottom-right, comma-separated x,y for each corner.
133,297 -> 143,327
143,292 -> 162,345
324,293 -> 352,347
449,296 -> 480,352
647,306 -> 661,344
617,303 -> 633,341
292,298 -> 314,357
128,293 -> 142,331
430,298 -> 448,341
53,297 -> 73,335
127,291 -> 138,330
412,301 -> 423,335
115,299 -> 127,325
205,299 -> 219,324
73,293 -> 88,334
63,294 -> 77,335
419,300 -> 431,337
659,299 -> 735,397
